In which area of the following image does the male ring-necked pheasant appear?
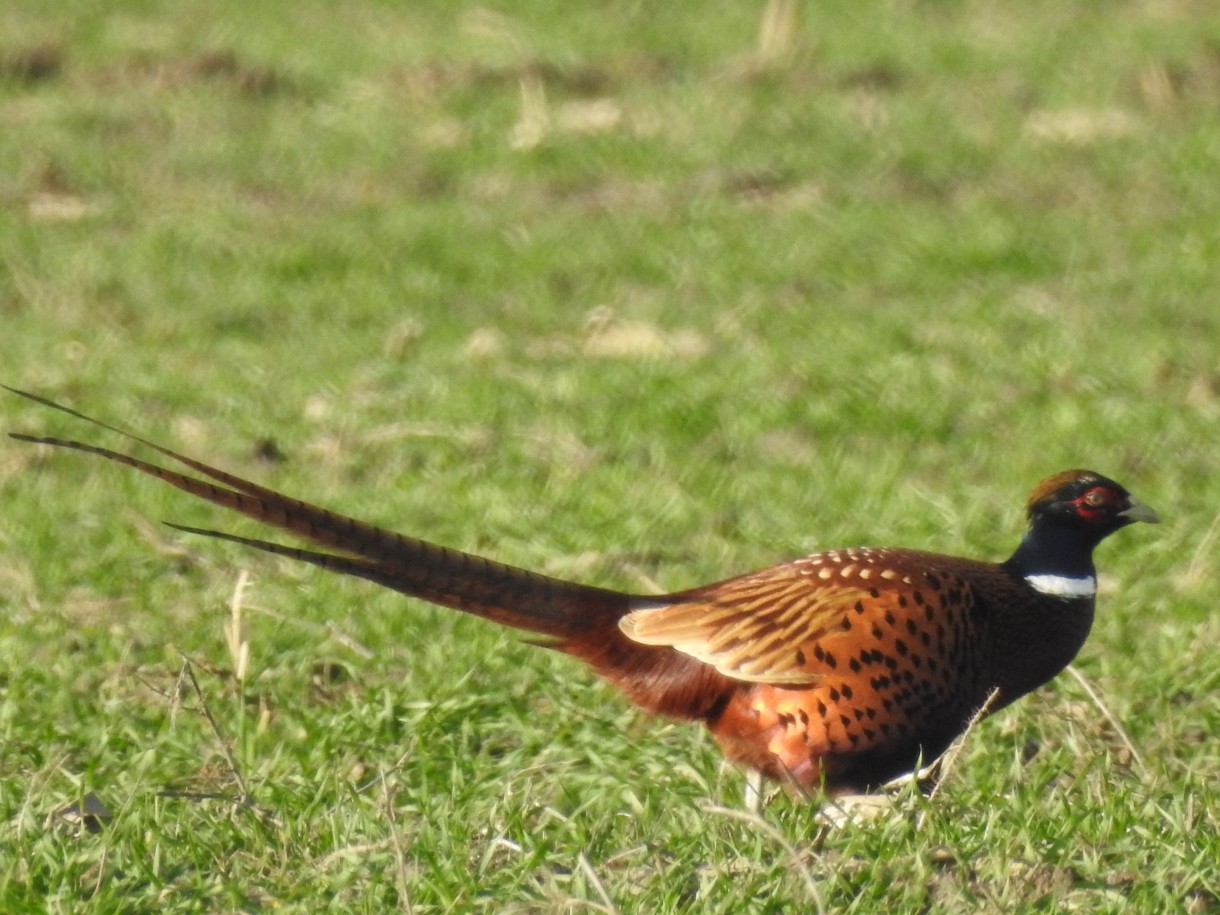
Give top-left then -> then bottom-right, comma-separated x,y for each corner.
7,387 -> 1159,796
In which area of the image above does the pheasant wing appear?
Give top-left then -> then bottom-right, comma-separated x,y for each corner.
620,562 -> 877,685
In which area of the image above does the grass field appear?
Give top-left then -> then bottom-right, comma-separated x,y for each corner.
2,1 -> 1219,911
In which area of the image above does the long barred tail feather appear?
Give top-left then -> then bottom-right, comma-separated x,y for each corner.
6,386 -> 627,638
6,386 -> 736,721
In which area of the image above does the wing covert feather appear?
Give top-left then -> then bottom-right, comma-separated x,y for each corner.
621,568 -> 876,685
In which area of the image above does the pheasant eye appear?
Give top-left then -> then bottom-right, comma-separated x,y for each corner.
1082,487 -> 1109,507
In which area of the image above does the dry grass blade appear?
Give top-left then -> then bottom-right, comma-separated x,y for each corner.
225,569 -> 251,684
379,767 -> 414,914
181,655 -> 253,806
576,852 -> 621,915
1064,664 -> 1147,775
1179,505 -> 1220,590
757,0 -> 799,64
926,687 -> 1002,805
313,838 -> 397,870
700,803 -> 827,915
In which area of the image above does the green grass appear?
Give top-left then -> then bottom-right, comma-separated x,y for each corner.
2,0 -> 1219,911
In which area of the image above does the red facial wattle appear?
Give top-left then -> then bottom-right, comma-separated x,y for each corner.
1070,486 -> 1117,522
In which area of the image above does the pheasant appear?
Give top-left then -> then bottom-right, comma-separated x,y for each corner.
7,387 -> 1159,796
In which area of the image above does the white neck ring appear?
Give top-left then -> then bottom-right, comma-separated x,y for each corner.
1025,573 -> 1097,598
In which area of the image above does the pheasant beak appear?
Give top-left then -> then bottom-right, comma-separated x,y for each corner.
1120,497 -> 1160,524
